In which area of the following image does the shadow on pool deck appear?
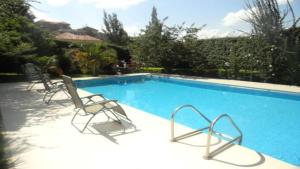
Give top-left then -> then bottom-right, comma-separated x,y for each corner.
0,83 -> 71,132
0,82 -> 75,168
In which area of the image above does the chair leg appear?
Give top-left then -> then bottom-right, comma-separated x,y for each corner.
109,106 -> 132,123
71,112 -> 85,133
45,89 -> 70,104
71,111 -> 79,124
45,90 -> 59,104
26,82 -> 31,90
81,114 -> 96,133
27,82 -> 34,91
62,89 -> 70,98
43,91 -> 50,102
107,110 -> 122,124
103,111 -> 111,120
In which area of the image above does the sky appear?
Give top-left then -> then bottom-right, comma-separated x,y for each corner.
30,0 -> 300,38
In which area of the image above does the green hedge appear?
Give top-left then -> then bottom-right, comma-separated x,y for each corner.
0,73 -> 26,83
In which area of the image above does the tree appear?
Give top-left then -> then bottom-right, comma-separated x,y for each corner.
137,6 -> 167,66
245,0 -> 300,84
160,23 -> 206,72
0,0 -> 36,72
102,11 -> 129,46
0,0 -> 58,72
0,0 -> 35,56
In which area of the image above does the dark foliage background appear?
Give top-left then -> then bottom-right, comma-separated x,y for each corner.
0,0 -> 299,85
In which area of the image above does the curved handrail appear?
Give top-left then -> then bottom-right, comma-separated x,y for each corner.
171,104 -> 211,141
204,113 -> 243,159
171,105 -> 211,123
210,114 -> 243,139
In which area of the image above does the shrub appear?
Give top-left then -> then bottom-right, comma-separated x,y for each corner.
57,55 -> 71,74
71,43 -> 118,75
99,48 -> 117,74
32,56 -> 52,68
73,51 -> 90,74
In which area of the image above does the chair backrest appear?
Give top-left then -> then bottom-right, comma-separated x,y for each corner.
23,63 -> 54,91
40,74 -> 52,91
23,63 -> 42,82
61,75 -> 84,109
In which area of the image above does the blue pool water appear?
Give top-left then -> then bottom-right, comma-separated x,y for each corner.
76,75 -> 300,166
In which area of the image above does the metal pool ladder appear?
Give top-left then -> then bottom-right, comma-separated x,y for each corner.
171,105 -> 212,142
170,104 -> 243,159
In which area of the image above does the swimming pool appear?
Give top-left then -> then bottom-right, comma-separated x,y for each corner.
76,75 -> 300,166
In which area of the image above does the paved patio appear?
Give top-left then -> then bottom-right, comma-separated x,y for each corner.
0,78 -> 299,169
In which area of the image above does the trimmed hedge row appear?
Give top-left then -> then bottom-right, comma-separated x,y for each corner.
138,67 -> 266,82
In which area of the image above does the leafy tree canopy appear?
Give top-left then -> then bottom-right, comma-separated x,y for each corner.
0,0 -> 35,58
102,11 -> 129,46
0,0 -> 59,72
245,0 -> 300,83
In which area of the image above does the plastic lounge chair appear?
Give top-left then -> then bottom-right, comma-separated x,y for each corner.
61,75 -> 131,133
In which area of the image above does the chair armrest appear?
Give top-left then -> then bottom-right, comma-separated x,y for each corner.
83,94 -> 105,99
81,94 -> 106,105
81,94 -> 106,100
90,99 -> 118,106
101,99 -> 118,103
57,83 -> 65,88
51,81 -> 64,85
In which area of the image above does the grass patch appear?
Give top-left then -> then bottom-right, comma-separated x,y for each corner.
70,74 -> 96,77
0,73 -> 26,83
139,67 -> 164,73
0,73 -> 114,83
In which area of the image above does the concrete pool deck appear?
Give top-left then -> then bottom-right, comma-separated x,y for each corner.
0,75 -> 299,169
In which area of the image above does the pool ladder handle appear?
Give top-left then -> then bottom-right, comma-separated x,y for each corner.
170,105 -> 243,160
171,105 -> 212,142
203,114 -> 243,159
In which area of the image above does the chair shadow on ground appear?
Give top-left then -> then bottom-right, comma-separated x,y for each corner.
72,119 -> 139,144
